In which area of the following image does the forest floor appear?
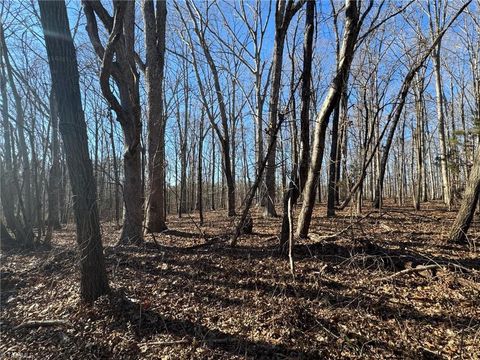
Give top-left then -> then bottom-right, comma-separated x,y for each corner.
1,201 -> 479,359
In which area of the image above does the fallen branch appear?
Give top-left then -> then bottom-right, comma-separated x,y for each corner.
140,337 -> 232,347
140,339 -> 189,347
375,264 -> 441,282
14,319 -> 71,330
309,211 -> 374,242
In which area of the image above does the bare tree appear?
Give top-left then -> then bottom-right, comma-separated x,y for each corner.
428,0 -> 452,209
39,0 -> 109,302
0,21 -> 34,246
83,0 -> 144,244
296,0 -> 365,238
372,0 -> 472,209
178,0 -> 236,216
264,0 -> 305,217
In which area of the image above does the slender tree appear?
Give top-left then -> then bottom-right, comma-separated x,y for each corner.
264,0 -> 305,217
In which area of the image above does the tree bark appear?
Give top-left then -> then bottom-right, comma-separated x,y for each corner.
264,0 -> 305,217
143,0 -> 167,233
448,150 -> 480,243
39,0 -> 109,302
296,0 -> 361,238
83,0 -> 144,244
45,91 -> 62,244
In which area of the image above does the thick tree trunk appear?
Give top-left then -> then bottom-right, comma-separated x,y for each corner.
120,147 -> 144,244
143,0 -> 167,233
448,150 -> 480,243
39,0 -> 109,302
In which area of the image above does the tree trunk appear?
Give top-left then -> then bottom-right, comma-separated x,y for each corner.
83,0 -> 144,244
432,45 -> 452,209
45,91 -> 62,244
196,111 -> 205,225
109,112 -> 121,227
297,0 -> 314,197
39,0 -> 109,302
296,0 -> 361,238
264,0 -> 305,217
143,0 -> 167,233
327,103 -> 340,216
448,150 -> 480,243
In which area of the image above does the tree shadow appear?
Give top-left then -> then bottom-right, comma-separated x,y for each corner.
98,291 -> 320,359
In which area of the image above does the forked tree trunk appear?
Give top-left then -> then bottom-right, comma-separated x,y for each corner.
296,0 -> 361,238
83,0 -> 144,244
39,0 -> 109,302
448,150 -> 480,243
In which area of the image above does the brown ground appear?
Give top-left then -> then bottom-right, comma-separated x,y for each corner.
1,201 -> 479,359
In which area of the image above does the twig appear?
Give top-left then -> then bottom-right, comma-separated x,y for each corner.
374,264 -> 442,282
288,196 -> 295,278
139,337 -> 233,347
14,319 -> 71,330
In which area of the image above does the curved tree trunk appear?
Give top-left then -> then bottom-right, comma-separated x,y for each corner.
448,149 -> 480,243
83,0 -> 144,244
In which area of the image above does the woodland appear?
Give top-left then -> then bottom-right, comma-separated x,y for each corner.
0,0 -> 479,358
